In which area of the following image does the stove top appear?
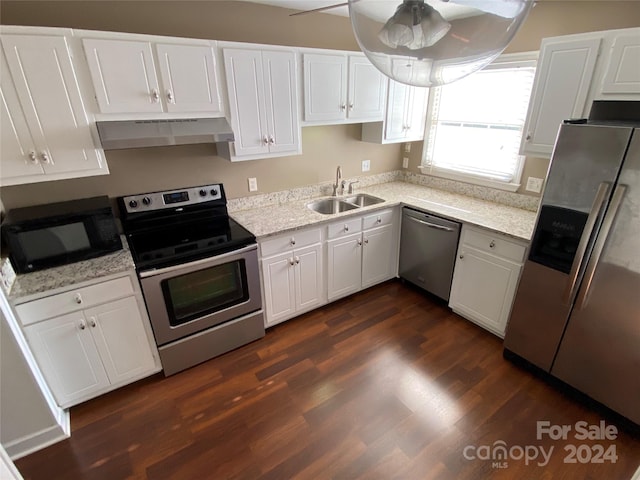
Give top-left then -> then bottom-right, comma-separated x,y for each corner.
118,184 -> 255,271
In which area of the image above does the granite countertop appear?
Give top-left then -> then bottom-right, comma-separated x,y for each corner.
6,236 -> 136,301
230,181 -> 537,242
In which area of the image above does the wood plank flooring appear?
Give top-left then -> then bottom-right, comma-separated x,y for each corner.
15,280 -> 640,479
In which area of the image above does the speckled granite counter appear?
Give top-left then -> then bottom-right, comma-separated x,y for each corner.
6,237 -> 136,301
230,181 -> 537,242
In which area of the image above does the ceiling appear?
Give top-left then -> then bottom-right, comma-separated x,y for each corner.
246,0 -> 349,17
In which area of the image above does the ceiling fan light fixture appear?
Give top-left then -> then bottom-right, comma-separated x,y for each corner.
349,0 -> 533,88
378,1 -> 451,50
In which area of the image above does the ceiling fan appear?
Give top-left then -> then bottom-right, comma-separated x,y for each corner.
289,0 -> 534,87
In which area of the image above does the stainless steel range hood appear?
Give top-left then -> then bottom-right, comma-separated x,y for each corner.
96,118 -> 235,150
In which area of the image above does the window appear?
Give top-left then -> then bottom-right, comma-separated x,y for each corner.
421,53 -> 536,191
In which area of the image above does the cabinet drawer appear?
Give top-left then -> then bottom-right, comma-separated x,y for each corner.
327,217 -> 362,239
260,228 -> 321,257
16,276 -> 135,326
362,209 -> 394,230
462,227 -> 526,263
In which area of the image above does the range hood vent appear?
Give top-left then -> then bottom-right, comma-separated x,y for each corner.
96,118 -> 235,150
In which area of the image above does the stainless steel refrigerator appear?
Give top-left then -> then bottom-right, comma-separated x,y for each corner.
504,111 -> 640,425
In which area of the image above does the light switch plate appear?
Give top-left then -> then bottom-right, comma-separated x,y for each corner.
402,157 -> 409,169
404,143 -> 411,153
526,177 -> 543,193
362,159 -> 371,172
248,177 -> 258,192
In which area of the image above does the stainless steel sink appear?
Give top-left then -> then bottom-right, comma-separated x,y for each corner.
307,198 -> 359,215
342,193 -> 385,207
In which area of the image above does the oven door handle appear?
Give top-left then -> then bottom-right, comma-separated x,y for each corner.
138,244 -> 257,278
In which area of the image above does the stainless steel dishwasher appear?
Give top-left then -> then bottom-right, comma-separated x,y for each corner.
399,207 -> 461,301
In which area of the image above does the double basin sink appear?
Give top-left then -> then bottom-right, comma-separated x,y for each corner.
307,193 -> 385,215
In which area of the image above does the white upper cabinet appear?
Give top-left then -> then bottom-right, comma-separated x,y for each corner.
0,33 -> 107,186
83,38 -> 162,113
520,27 -> 640,159
520,35 -> 601,158
599,33 -> 640,95
303,52 -> 386,124
156,44 -> 222,113
82,37 -> 223,116
361,79 -> 429,144
222,47 -> 300,160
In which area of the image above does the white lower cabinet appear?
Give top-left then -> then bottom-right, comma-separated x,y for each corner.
327,209 -> 398,301
16,272 -> 160,408
260,228 -> 324,327
449,225 -> 527,338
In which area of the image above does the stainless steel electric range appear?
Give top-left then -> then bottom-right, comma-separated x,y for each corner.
118,184 -> 264,376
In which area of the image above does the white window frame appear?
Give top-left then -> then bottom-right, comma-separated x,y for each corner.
419,52 -> 538,192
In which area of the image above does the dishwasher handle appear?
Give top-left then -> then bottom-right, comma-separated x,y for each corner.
406,215 -> 456,232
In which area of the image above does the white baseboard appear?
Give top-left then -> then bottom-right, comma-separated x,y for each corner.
4,411 -> 70,461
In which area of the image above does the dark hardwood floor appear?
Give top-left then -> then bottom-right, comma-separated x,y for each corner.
15,280 -> 640,479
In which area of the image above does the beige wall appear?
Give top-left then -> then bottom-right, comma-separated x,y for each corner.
1,1 -> 639,209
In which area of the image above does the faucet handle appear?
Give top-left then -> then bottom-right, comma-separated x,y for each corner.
348,180 -> 360,194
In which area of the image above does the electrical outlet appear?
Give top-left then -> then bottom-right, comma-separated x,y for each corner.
404,143 -> 411,153
362,159 -> 371,172
248,177 -> 258,192
402,157 -> 409,169
526,176 -> 543,193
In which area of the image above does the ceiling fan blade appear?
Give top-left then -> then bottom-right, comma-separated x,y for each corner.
289,2 -> 349,16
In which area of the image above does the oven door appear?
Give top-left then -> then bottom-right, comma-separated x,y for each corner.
139,244 -> 262,346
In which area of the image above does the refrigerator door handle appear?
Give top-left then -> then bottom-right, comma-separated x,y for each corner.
563,181 -> 611,305
575,184 -> 627,311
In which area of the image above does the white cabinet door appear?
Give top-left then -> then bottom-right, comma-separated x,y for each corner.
156,43 -> 223,113
405,85 -> 428,141
83,38 -> 162,113
294,243 -> 323,312
327,232 -> 362,300
85,296 -> 156,385
262,50 -> 299,154
223,48 -> 269,157
348,56 -> 386,121
449,246 -> 522,337
384,80 -> 409,142
0,51 -> 44,181
262,251 -> 296,326
24,311 -> 110,407
362,225 -> 394,288
600,33 -> 640,94
303,53 -> 347,122
520,36 -> 601,157
2,34 -> 105,177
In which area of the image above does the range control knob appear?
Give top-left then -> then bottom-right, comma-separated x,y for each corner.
199,189 -> 207,197
142,196 -> 152,206
210,188 -> 218,196
129,200 -> 138,209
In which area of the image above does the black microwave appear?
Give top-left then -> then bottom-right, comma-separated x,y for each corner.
1,196 -> 123,274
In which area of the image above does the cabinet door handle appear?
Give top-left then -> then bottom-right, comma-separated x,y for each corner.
376,217 -> 382,224
357,239 -> 362,246
489,240 -> 496,249
28,151 -> 38,164
88,317 -> 97,328
344,224 -> 349,232
288,258 -> 295,266
79,320 -> 86,330
74,293 -> 82,304
166,90 -> 175,103
290,238 -> 296,246
349,103 -> 354,110
364,238 -> 369,245
268,135 -> 275,145
294,256 -> 300,265
151,89 -> 160,103
525,133 -> 532,141
340,103 -> 346,111
459,254 -> 464,259
40,151 -> 51,164
263,135 -> 269,145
